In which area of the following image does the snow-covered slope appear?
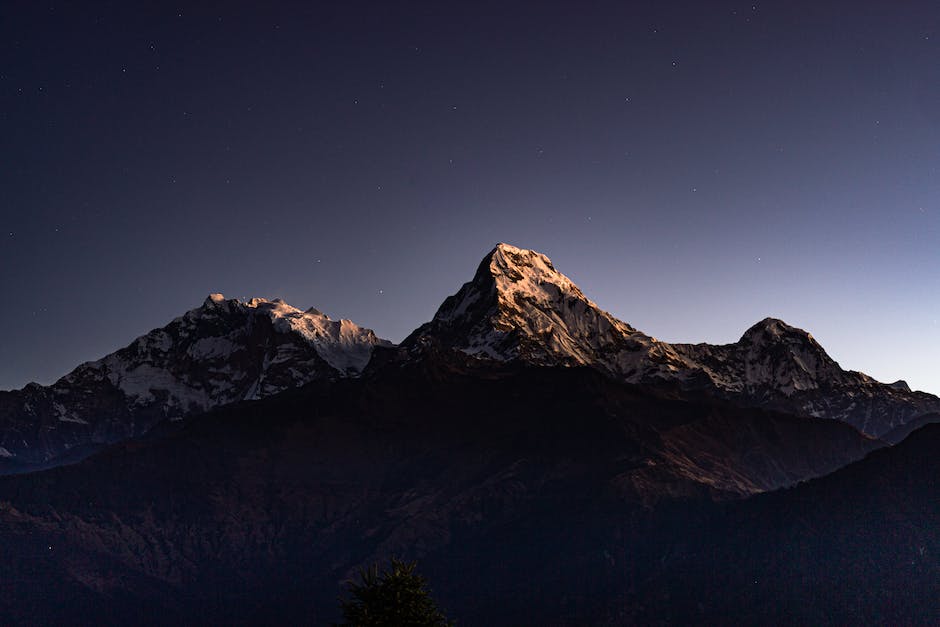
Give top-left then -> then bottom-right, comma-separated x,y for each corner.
403,243 -> 940,437
0,295 -> 391,468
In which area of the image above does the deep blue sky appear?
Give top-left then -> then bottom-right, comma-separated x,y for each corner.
2,1 -> 938,394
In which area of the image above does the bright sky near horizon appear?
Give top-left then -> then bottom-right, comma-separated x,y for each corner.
1,1 -> 937,394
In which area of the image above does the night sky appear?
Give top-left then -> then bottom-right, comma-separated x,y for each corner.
2,1 -> 938,394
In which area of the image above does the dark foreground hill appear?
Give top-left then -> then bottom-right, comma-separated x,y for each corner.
628,423 -> 940,626
0,352 -> 902,625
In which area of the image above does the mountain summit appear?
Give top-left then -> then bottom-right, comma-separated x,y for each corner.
402,243 -> 691,377
0,295 -> 390,470
678,317 -> 850,396
403,243 -> 636,361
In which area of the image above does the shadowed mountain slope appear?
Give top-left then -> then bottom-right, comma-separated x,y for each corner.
622,423 -> 940,625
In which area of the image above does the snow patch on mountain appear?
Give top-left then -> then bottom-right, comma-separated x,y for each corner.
252,298 -> 381,374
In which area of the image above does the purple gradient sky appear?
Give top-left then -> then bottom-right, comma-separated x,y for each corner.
1,1 -> 938,394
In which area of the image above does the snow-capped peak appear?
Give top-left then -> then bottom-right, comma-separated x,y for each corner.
191,294 -> 390,374
201,292 -> 232,312
404,243 -> 673,371
483,243 -> 611,324
740,317 -> 816,345
735,317 -> 843,386
675,317 -> 846,396
0,294 -> 392,466
487,242 -> 591,304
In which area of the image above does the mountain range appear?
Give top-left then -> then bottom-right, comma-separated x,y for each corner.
402,244 -> 938,438
3,243 -> 936,475
0,243 -> 936,625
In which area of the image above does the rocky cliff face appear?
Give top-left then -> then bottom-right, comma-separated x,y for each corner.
0,294 -> 390,468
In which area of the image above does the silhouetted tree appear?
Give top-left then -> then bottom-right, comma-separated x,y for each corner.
336,557 -> 453,626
